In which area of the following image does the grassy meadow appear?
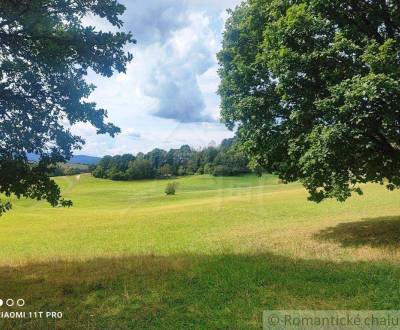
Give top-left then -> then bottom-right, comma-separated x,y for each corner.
1,174 -> 400,329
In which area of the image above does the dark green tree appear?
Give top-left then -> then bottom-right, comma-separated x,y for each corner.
145,148 -> 167,170
92,155 -> 113,178
218,0 -> 400,202
0,0 -> 135,214
199,146 -> 218,165
213,148 -> 249,176
126,159 -> 155,180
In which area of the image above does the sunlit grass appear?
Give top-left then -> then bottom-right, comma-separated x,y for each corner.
1,174 -> 400,329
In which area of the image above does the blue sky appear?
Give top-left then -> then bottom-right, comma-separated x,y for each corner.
73,0 -> 242,156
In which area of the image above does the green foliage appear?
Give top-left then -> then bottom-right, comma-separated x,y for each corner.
92,138 -> 251,181
146,148 -> 168,169
212,165 -> 228,177
160,164 -> 173,177
178,166 -> 187,176
0,0 -> 135,214
51,164 -> 89,177
126,159 -> 155,180
165,181 -> 178,195
213,148 -> 249,176
218,0 -> 400,202
0,200 -> 11,215
203,163 -> 214,175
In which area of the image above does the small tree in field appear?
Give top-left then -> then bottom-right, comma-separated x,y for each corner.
165,182 -> 178,196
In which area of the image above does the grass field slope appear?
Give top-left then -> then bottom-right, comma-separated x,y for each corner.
1,174 -> 400,329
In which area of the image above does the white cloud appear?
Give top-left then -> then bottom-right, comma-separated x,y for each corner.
75,0 -> 242,156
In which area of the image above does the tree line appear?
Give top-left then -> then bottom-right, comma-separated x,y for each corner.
92,139 -> 251,180
50,164 -> 91,177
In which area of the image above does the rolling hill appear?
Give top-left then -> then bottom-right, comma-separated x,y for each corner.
1,174 -> 400,328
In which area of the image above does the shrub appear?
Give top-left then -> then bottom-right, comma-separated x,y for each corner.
165,182 -> 177,195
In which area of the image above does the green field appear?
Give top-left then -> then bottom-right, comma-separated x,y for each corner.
1,174 -> 400,329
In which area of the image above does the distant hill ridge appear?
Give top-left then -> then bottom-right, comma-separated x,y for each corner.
27,154 -> 101,165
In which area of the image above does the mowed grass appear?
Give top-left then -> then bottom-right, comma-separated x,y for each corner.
1,174 -> 400,329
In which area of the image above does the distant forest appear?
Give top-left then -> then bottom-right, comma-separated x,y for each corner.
92,138 -> 252,181
51,163 -> 90,177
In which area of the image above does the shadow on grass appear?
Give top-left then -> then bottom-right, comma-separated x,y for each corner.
315,216 -> 400,248
1,253 -> 400,329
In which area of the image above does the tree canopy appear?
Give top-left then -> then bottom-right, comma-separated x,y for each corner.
0,0 -> 135,214
218,0 -> 400,202
92,139 -> 251,181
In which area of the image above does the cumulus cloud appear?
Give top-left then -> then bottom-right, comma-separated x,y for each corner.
121,1 -> 188,45
140,12 -> 217,122
122,128 -> 141,139
120,0 -> 242,44
111,1 -> 236,123
78,0 -> 241,155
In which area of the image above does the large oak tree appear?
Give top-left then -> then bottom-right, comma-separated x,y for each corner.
218,0 -> 400,202
0,0 -> 135,214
